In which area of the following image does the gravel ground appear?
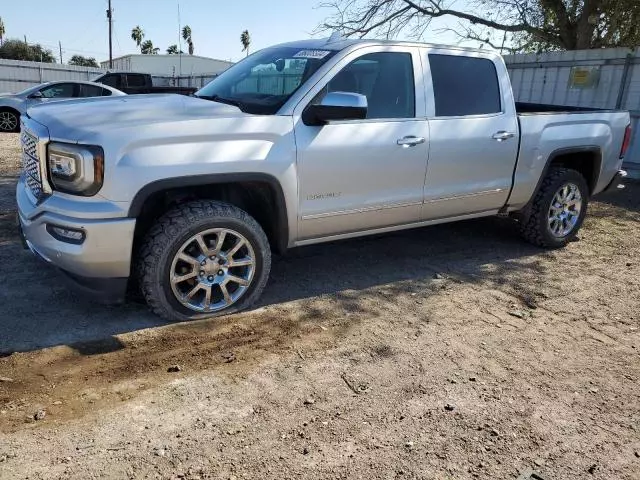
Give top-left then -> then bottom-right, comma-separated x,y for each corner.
0,133 -> 639,479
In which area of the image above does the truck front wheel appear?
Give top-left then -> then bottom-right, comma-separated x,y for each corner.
137,200 -> 271,321
519,167 -> 589,248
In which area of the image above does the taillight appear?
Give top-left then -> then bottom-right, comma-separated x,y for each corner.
620,124 -> 632,159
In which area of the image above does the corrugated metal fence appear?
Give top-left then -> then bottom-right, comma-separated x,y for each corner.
504,48 -> 640,174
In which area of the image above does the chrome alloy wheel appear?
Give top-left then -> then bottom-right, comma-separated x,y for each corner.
0,111 -> 18,132
169,228 -> 256,312
548,182 -> 582,237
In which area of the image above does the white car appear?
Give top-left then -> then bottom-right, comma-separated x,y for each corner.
0,80 -> 125,133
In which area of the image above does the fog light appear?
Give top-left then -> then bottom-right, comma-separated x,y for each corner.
46,224 -> 85,244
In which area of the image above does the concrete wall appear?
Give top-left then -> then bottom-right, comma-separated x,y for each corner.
504,48 -> 640,173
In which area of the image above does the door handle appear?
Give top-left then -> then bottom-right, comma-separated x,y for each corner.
397,136 -> 425,147
492,131 -> 515,141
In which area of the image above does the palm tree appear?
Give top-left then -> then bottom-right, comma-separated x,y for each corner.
131,25 -> 144,52
141,40 -> 159,55
182,25 -> 194,55
240,30 -> 251,57
0,17 -> 5,46
166,44 -> 181,54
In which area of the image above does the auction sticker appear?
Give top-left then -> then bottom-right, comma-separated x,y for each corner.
293,50 -> 332,59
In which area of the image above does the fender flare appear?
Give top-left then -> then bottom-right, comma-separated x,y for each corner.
128,173 -> 289,253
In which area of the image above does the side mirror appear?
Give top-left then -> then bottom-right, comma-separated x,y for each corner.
28,91 -> 43,99
302,92 -> 367,126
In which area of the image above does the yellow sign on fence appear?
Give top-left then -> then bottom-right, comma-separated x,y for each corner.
569,66 -> 600,89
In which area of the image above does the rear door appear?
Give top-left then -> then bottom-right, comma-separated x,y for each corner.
420,50 -> 519,219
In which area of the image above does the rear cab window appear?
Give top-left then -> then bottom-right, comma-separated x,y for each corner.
428,53 -> 502,117
126,74 -> 147,88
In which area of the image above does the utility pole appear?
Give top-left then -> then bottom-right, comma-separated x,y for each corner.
107,0 -> 113,68
59,41 -> 63,64
24,35 -> 27,45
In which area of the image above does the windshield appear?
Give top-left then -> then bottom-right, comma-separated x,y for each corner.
195,46 -> 338,115
16,84 -> 43,96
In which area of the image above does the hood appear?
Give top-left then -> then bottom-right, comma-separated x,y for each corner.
26,94 -> 247,141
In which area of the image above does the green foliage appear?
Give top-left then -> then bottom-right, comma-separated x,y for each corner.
182,25 -> 194,55
240,30 -> 251,56
141,40 -> 159,55
166,44 -> 183,54
131,26 -> 144,50
320,0 -> 640,51
69,55 -> 99,67
0,39 -> 56,62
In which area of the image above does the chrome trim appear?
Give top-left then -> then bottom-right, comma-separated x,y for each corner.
426,189 -> 503,204
301,200 -> 422,221
295,209 -> 499,247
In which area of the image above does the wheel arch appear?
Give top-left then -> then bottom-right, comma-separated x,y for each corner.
539,146 -> 602,195
129,173 -> 289,255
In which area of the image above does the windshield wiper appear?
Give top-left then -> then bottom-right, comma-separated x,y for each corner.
195,94 -> 245,111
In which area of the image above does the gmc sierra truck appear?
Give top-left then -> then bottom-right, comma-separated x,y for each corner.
17,38 -> 631,321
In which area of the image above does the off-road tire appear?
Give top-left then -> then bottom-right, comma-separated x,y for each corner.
519,167 -> 589,248
137,200 -> 271,322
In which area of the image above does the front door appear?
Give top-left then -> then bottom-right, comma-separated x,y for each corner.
293,47 -> 429,241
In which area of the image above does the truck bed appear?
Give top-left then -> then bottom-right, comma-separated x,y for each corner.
515,102 -> 614,114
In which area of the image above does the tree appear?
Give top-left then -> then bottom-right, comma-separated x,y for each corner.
0,39 -> 56,62
131,25 -> 145,52
140,40 -> 159,55
319,0 -> 640,52
166,44 -> 183,54
240,30 -> 251,56
0,17 -> 5,46
69,55 -> 99,67
182,25 -> 194,55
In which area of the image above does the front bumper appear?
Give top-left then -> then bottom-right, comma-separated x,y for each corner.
17,176 -> 136,303
602,169 -> 627,193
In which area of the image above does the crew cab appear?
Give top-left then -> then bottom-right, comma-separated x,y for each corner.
17,37 -> 630,321
93,72 -> 196,96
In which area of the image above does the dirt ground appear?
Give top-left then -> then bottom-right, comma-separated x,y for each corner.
0,132 -> 639,480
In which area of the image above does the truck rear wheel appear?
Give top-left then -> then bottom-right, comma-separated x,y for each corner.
137,200 -> 271,321
519,167 -> 589,248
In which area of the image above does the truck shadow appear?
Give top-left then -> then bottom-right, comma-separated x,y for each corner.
0,212 -> 539,356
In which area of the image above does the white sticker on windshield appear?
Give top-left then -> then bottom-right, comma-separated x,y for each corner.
293,49 -> 331,59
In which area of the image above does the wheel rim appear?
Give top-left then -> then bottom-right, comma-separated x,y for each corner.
0,111 -> 18,132
547,182 -> 582,237
169,228 -> 256,313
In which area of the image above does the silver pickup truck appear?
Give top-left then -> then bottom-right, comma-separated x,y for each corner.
17,38 -> 631,321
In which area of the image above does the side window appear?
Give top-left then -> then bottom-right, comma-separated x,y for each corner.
321,52 -> 415,119
127,75 -> 146,87
101,88 -> 113,96
100,74 -> 122,89
39,83 -> 76,98
428,54 -> 501,117
79,84 -> 104,97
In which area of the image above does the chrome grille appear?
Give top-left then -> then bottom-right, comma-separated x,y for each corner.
21,131 -> 44,200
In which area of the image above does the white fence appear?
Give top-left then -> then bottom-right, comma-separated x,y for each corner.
0,58 -> 218,93
504,48 -> 640,173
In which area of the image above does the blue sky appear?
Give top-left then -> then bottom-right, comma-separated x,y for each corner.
2,0 -> 472,63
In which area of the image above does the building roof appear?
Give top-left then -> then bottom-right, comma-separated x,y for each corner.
101,54 -> 233,65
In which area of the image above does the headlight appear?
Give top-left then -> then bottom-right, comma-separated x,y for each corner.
47,142 -> 104,196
